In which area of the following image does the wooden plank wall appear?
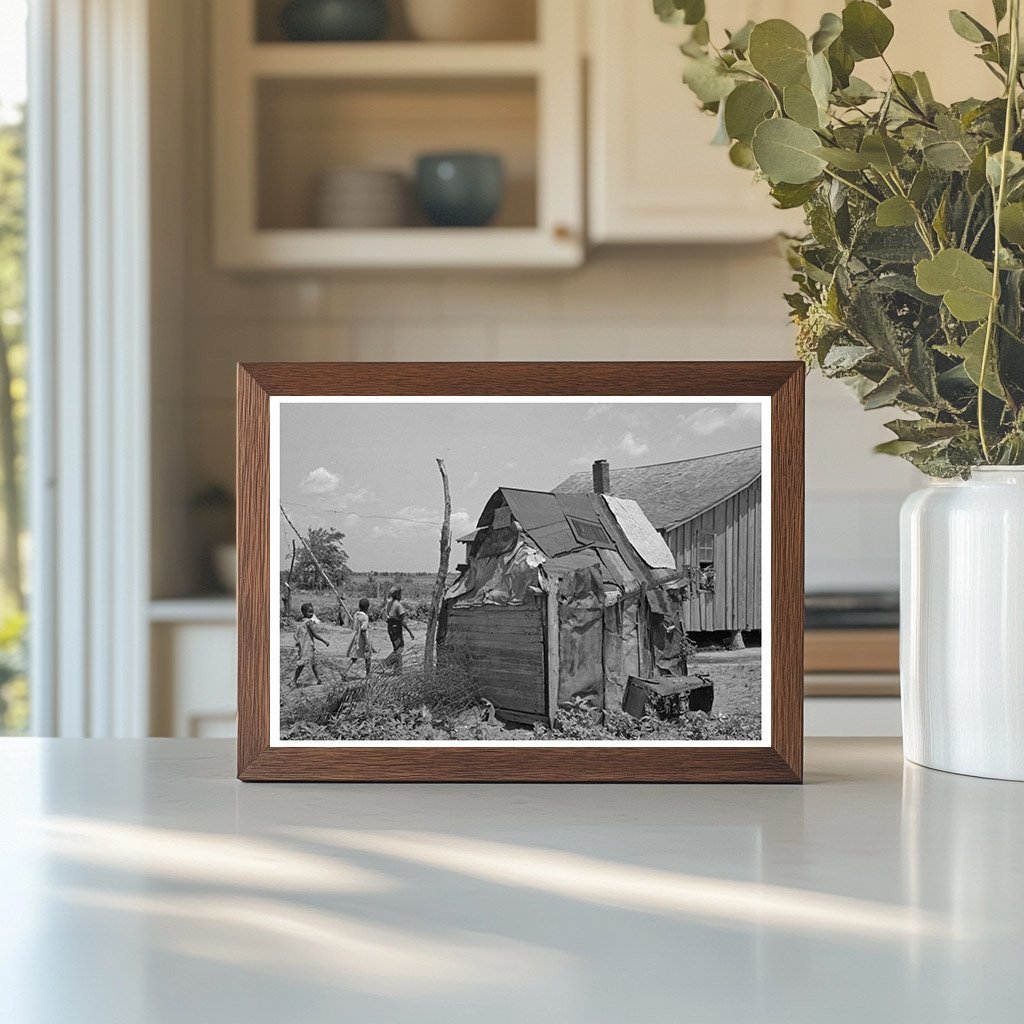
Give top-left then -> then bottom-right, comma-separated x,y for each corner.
668,478 -> 761,633
447,602 -> 547,715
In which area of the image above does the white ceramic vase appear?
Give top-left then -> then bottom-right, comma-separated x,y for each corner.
901,467 -> 1024,780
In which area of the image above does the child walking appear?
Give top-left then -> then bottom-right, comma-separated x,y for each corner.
292,602 -> 330,687
345,598 -> 374,680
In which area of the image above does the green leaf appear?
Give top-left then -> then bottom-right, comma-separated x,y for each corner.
967,144 -> 991,194
723,81 -> 775,144
837,76 -> 879,104
862,375 -> 903,409
653,0 -> 705,26
752,118 -> 828,184
940,325 -> 1006,397
860,133 -> 904,173
1000,203 -> 1024,244
748,20 -> 809,86
885,418 -> 963,443
986,150 -> 1024,191
913,71 -> 935,104
808,51 -> 833,109
948,10 -> 994,44
771,180 -> 820,209
729,140 -> 757,170
923,140 -> 973,171
827,36 -> 856,88
682,57 -> 736,104
876,197 -> 918,228
784,80 -> 824,129
814,146 -> 872,170
810,12 -> 843,54
875,439 -> 922,455
724,20 -> 755,53
915,249 -> 994,322
932,190 -> 950,246
842,1 -> 895,59
909,164 -> 933,205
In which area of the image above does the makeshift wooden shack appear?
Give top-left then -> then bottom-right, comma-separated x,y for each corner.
554,448 -> 762,637
440,486 -> 700,725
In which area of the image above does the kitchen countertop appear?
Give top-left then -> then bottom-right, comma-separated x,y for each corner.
1,738 -> 1021,1023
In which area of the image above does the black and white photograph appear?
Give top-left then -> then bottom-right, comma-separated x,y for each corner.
271,397 -> 770,745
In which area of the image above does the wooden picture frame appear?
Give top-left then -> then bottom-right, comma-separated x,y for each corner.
237,362 -> 804,782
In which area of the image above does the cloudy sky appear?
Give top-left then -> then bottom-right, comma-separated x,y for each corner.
277,399 -> 762,572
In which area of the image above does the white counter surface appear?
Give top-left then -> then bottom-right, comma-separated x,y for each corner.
1,738 -> 1021,1023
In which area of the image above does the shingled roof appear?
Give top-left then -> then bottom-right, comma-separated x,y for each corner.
552,446 -> 761,531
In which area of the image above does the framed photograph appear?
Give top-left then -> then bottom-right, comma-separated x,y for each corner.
237,362 -> 804,782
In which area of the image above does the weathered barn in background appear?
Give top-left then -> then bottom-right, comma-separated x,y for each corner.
554,447 -> 762,636
440,487 -> 695,724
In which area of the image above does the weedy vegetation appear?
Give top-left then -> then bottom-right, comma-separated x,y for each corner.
659,0 -> 1024,475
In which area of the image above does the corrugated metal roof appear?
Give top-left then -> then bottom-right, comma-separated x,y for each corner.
467,487 -> 684,593
497,488 -> 578,558
552,446 -> 762,530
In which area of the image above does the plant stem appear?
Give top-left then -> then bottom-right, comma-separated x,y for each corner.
822,167 -> 881,205
884,171 -> 939,254
979,0 -> 1021,462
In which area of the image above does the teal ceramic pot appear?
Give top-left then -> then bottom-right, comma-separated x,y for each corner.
281,0 -> 388,41
415,153 -> 505,227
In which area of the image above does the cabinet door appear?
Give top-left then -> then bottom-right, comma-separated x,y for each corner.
587,0 -> 809,243
588,0 -> 996,244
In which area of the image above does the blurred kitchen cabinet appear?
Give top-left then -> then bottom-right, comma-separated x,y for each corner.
212,0 -> 584,269
587,0 -> 810,243
586,0 -> 995,244
150,601 -> 237,738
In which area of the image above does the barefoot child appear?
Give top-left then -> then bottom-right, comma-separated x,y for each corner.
293,602 -> 330,687
383,587 -> 415,675
345,598 -> 374,679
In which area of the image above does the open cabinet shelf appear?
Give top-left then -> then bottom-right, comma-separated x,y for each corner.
212,0 -> 583,269
249,42 -> 546,77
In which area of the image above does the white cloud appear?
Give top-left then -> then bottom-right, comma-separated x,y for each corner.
299,467 -> 339,495
339,485 -> 374,506
617,432 -> 650,457
680,404 -> 761,437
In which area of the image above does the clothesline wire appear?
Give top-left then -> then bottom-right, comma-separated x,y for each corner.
282,500 -> 445,528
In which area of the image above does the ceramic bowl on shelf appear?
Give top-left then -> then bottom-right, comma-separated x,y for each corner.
315,167 -> 408,228
403,0 -> 534,42
280,0 -> 389,42
415,152 -> 504,227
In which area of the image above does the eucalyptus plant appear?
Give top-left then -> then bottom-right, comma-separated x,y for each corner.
657,0 -> 1024,475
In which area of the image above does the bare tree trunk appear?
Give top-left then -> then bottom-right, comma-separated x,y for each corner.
280,505 -> 353,626
424,459 -> 452,679
0,324 -> 22,607
282,540 -> 297,618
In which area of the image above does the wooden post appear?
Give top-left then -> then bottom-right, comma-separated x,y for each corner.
424,459 -> 452,679
282,540 -> 296,617
280,505 -> 352,626
545,577 -> 561,727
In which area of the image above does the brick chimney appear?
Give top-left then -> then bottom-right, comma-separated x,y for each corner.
592,459 -> 611,494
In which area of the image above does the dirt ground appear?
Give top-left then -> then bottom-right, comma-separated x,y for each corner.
690,649 -> 762,721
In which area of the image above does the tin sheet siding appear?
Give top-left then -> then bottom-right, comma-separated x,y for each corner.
668,478 -> 761,633
447,602 -> 547,715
